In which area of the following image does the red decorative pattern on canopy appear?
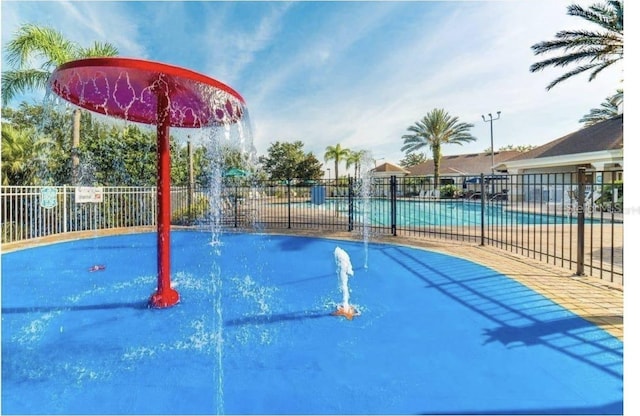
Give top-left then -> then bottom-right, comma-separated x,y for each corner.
49,57 -> 246,128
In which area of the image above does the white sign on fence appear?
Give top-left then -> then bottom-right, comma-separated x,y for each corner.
75,186 -> 104,203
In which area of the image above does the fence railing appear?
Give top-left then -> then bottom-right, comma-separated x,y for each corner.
1,168 -> 623,285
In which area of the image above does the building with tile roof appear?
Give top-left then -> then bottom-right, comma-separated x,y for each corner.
370,162 -> 411,178
494,114 -> 622,174
408,150 -> 520,179
391,116 -> 622,201
494,115 -> 623,203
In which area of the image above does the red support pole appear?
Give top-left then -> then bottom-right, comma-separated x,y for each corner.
48,58 -> 247,310
149,82 -> 180,308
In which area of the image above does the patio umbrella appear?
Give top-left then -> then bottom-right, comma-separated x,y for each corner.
223,168 -> 248,178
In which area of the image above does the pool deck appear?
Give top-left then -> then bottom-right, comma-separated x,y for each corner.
1,226 -> 623,341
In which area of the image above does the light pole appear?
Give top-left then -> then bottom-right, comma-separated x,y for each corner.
482,111 -> 501,175
326,168 -> 331,182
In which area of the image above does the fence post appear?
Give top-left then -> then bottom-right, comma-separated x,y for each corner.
576,167 -> 586,276
390,175 -> 397,236
187,141 -> 194,224
348,176 -> 354,232
63,185 -> 68,234
480,173 -> 485,246
287,180 -> 291,229
234,184 -> 239,228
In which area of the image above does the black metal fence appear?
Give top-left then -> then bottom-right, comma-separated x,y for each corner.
1,168 -> 623,284
207,168 -> 623,284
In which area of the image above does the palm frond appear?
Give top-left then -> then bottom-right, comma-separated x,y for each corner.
529,0 -> 623,90
4,23 -> 75,69
567,1 -> 623,32
611,88 -> 624,106
530,47 -> 622,90
77,41 -> 119,58
401,108 -> 476,157
1,69 -> 51,105
2,23 -> 120,106
531,32 -> 622,56
579,93 -> 621,126
543,65 -> 599,90
530,50 -> 611,72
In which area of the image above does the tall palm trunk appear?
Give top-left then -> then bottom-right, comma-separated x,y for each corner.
432,145 -> 441,188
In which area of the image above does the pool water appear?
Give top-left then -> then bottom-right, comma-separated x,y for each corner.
1,231 -> 623,414
304,199 -> 586,226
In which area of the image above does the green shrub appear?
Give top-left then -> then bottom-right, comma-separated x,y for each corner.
597,180 -> 623,212
172,195 -> 210,225
440,184 -> 461,199
1,221 -> 27,243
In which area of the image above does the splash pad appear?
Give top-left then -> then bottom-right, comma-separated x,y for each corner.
1,233 -> 623,414
48,58 -> 248,308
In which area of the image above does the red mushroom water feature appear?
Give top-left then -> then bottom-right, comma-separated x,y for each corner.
49,57 -> 247,308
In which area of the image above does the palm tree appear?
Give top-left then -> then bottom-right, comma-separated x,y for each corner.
529,0 -> 623,91
324,144 -> 351,183
2,23 -> 119,184
400,152 -> 429,169
1,123 -> 53,185
401,108 -> 476,187
346,150 -> 367,178
579,89 -> 623,126
2,24 -> 119,104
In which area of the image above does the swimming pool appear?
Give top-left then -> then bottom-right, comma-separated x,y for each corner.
299,199 -> 584,227
1,231 -> 623,414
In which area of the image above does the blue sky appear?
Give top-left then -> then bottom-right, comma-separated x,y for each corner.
1,0 -> 627,171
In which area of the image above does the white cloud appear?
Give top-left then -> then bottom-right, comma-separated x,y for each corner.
199,2 -> 293,85
246,0 -> 622,171
1,1 -> 147,65
1,1 -> 148,106
1,0 -> 625,174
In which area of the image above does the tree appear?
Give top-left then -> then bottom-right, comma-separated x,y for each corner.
2,23 -> 119,183
324,143 -> 351,183
401,108 -> 476,186
346,150 -> 368,178
2,102 -> 204,187
220,146 -> 252,172
79,123 -> 159,186
259,141 -> 322,181
529,1 -> 623,91
579,89 -> 622,126
2,24 -> 119,104
2,102 -> 72,184
2,102 -> 69,149
399,152 -> 429,168
1,123 -> 53,185
297,153 -> 325,181
483,144 -> 537,153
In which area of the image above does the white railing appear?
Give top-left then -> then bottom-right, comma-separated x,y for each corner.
1,185 -> 160,243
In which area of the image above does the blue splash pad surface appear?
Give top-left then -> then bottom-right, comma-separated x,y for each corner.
1,231 -> 622,414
